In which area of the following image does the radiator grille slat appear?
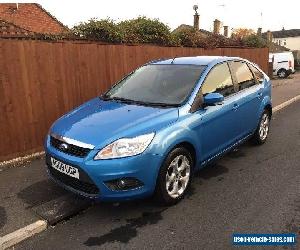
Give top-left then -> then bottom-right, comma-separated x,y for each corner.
50,136 -> 91,158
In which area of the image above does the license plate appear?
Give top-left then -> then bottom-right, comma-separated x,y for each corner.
50,157 -> 79,179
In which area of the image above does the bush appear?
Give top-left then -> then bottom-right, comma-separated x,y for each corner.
72,18 -> 122,43
172,27 -> 246,48
118,16 -> 172,45
71,17 -> 267,49
172,27 -> 205,47
243,34 -> 267,48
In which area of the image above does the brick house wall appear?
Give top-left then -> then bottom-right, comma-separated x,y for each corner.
0,3 -> 67,35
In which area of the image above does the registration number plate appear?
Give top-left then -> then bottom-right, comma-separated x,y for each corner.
50,157 -> 79,179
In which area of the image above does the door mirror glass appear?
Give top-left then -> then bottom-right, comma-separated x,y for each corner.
203,92 -> 224,105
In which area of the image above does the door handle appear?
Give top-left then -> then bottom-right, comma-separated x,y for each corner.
257,92 -> 263,99
232,103 -> 239,111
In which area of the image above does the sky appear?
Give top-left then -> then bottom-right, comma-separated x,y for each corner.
3,0 -> 300,32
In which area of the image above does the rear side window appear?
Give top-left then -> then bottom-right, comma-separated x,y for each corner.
202,63 -> 234,97
249,64 -> 264,83
231,61 -> 256,90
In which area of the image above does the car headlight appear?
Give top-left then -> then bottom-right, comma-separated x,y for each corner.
94,133 -> 155,160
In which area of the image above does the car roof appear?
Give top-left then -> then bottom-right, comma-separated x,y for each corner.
150,56 -> 242,66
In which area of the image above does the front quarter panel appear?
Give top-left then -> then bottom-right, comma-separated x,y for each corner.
149,110 -> 202,169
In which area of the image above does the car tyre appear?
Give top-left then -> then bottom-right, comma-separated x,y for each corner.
251,110 -> 271,145
154,147 -> 193,205
277,69 -> 288,78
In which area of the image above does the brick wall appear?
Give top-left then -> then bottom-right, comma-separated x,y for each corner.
0,3 -> 67,34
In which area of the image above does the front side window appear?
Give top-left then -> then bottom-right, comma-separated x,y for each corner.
104,65 -> 206,106
249,64 -> 264,83
231,61 -> 256,91
201,63 -> 234,97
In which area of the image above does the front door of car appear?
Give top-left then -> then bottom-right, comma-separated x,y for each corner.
191,62 -> 241,162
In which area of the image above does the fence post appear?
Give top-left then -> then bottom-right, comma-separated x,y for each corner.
268,55 -> 274,79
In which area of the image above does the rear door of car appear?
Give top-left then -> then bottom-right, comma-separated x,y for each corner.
228,60 -> 264,137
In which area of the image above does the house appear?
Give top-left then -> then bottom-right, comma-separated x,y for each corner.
0,3 -> 68,37
267,29 -> 300,51
172,7 -> 228,37
0,19 -> 36,37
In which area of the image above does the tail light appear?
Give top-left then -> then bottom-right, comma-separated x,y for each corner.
289,60 -> 292,67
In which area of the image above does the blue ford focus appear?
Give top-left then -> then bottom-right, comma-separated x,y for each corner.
45,56 -> 272,205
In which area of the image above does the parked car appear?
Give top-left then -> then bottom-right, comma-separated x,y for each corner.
45,56 -> 272,205
269,52 -> 295,78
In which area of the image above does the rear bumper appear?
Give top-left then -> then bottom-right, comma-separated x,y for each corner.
45,137 -> 163,201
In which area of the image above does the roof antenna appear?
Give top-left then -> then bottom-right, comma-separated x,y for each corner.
171,56 -> 177,64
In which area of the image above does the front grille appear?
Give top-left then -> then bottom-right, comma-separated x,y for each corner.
50,136 -> 91,158
48,164 -> 99,195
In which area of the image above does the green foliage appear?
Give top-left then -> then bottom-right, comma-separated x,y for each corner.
71,17 -> 172,45
172,27 -> 205,47
72,18 -> 122,43
243,34 -> 267,48
69,17 -> 267,49
118,17 -> 172,45
172,27 -> 246,48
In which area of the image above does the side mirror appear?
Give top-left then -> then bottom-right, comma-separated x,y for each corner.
203,92 -> 224,106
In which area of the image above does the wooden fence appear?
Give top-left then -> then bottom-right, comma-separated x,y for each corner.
0,39 -> 269,161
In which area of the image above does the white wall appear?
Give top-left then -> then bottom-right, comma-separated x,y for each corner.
273,36 -> 300,50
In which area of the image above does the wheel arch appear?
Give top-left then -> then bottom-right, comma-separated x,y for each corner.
277,68 -> 287,72
171,141 -> 197,167
256,96 -> 272,129
264,103 -> 272,117
277,68 -> 287,77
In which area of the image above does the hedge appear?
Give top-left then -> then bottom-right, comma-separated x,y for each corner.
66,17 -> 267,48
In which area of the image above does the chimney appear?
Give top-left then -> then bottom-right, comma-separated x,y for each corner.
194,13 -> 200,30
223,26 -> 229,37
266,30 -> 273,42
213,19 -> 221,34
193,5 -> 199,30
257,27 -> 262,37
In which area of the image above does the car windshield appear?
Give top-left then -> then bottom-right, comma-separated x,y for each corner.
103,64 -> 206,106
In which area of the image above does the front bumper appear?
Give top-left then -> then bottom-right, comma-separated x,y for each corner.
45,137 -> 163,201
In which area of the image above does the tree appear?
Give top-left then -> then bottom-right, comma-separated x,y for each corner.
232,28 -> 255,39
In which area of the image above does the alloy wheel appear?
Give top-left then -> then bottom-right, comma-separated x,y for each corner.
259,113 -> 269,141
165,155 -> 191,198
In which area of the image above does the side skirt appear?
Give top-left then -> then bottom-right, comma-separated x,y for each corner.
198,133 -> 253,169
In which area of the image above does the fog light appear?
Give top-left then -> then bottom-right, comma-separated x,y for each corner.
105,178 -> 144,191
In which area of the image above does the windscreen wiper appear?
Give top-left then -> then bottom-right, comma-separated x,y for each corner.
133,101 -> 179,108
101,96 -> 178,107
101,96 -> 136,104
